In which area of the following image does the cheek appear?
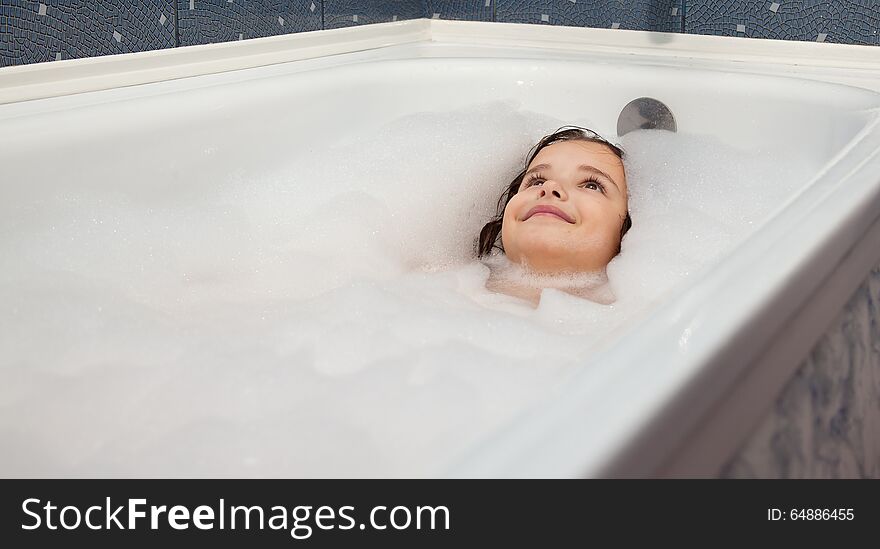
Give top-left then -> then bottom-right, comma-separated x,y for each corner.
500,196 -> 526,248
501,195 -> 525,227
589,208 -> 620,235
500,204 -> 516,245
572,203 -> 624,247
580,198 -> 623,228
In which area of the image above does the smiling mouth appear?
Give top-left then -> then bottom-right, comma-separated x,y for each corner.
523,205 -> 575,224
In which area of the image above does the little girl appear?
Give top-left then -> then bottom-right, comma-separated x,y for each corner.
476,126 -> 633,305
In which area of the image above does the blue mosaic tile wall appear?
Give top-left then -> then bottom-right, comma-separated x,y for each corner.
495,1 -> 683,33
427,0 -> 493,21
178,1 -> 321,46
3,1 -> 880,66
686,1 -> 880,46
323,1 -> 426,29
1,0 -> 176,67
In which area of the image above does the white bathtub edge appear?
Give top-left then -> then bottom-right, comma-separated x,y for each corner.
5,19 -> 880,106
656,211 -> 880,477
431,20 -> 880,70
0,19 -> 431,105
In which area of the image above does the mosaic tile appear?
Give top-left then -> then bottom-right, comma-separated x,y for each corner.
427,0 -> 493,21
686,0 -> 880,45
178,0 -> 321,46
6,1 -> 880,67
0,0 -> 176,67
323,0 -> 427,29
495,0 -> 684,33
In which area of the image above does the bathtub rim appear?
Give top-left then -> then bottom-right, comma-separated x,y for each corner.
4,18 -> 880,106
656,212 -> 880,477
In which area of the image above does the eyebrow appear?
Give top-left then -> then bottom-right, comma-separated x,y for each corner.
524,163 -> 621,192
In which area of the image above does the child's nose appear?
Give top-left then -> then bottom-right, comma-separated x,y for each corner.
539,180 -> 566,199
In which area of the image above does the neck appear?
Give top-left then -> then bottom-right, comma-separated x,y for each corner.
483,255 -> 615,305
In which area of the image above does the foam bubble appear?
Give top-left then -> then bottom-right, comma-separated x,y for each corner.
0,100 -> 821,476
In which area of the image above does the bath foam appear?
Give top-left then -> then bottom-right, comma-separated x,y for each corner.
0,100 -> 822,476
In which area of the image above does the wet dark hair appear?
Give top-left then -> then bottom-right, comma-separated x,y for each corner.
475,125 -> 633,258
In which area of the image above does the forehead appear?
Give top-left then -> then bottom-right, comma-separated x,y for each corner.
530,140 -> 626,183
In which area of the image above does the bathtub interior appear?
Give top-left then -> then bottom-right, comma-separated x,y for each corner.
2,43 -> 880,477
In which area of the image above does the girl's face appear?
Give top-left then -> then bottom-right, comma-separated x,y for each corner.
501,140 -> 629,274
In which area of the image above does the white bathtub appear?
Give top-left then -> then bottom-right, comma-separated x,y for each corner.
2,20 -> 880,477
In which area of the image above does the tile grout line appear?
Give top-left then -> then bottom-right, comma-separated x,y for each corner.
174,0 -> 180,48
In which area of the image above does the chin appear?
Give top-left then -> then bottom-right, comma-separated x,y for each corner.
511,250 -> 578,274
514,234 -> 572,259
510,242 -> 610,275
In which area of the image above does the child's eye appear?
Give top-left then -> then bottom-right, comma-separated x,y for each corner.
582,180 -> 605,193
522,173 -> 545,189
